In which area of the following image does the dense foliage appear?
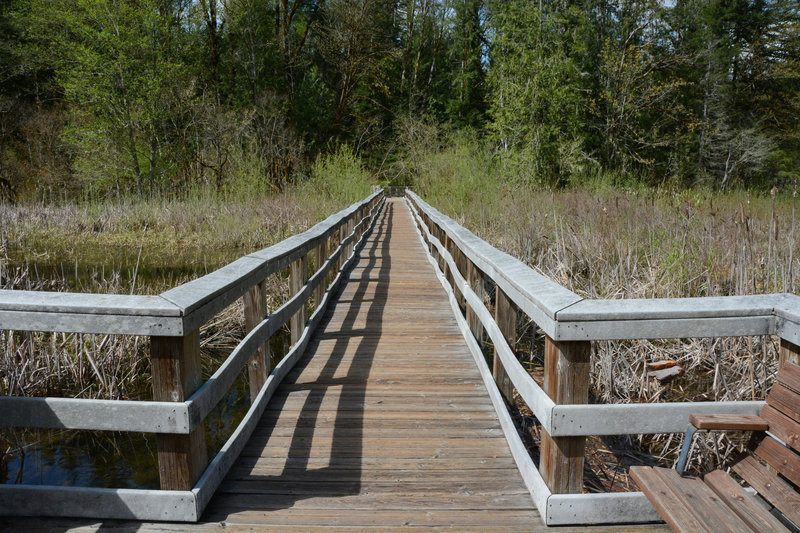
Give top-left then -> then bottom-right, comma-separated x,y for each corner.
0,0 -> 798,200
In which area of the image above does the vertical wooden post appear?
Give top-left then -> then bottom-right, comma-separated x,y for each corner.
442,233 -> 453,287
151,330 -> 208,490
780,338 -> 800,368
243,280 -> 269,401
290,255 -> 308,345
314,240 -> 328,309
540,336 -> 591,494
494,288 -> 516,402
333,229 -> 342,272
466,260 -> 485,343
423,215 -> 434,254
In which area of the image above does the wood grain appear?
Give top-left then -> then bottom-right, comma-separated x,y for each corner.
243,280 -> 268,400
703,469 -> 786,533
540,336 -> 590,494
688,413 -> 768,431
151,330 -> 208,490
732,455 -> 800,525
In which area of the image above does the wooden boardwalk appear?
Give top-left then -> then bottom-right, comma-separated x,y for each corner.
203,198 -> 540,529
1,198 -> 667,531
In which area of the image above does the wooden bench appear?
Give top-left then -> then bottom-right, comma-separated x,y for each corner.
630,358 -> 800,532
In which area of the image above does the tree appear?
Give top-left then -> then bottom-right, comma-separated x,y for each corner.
447,0 -> 486,126
16,0 -> 193,195
486,0 -> 592,183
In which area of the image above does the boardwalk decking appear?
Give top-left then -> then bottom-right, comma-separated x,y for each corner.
1,198 -> 667,532
202,198 -> 539,529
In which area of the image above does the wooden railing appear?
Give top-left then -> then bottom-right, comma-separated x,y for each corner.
405,190 -> 800,526
0,190 -> 385,521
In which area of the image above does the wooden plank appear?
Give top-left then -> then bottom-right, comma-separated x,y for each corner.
466,259 -> 485,342
555,316 -> 775,341
754,436 -> 800,487
776,355 -> 800,393
540,336 -> 590,495
0,395 -> 190,434
629,466 -> 712,533
780,338 -> 800,369
0,485 -> 198,522
0,308 -> 183,336
151,330 -> 208,491
0,290 -> 180,316
703,469 -> 786,533
546,492 -> 662,526
494,288 -> 516,402
243,280 -> 268,402
289,254 -> 308,345
559,295 -> 782,321
732,455 -> 800,525
767,383 -> 800,423
550,401 -> 766,436
688,413 -> 768,431
208,491 -> 534,511
653,468 -> 754,533
761,404 -> 800,452
313,240 -> 328,309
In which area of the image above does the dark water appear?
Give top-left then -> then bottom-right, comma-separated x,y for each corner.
1,377 -> 250,489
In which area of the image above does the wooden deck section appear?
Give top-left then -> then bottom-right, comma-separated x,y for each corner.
204,198 -> 539,529
0,199 -> 667,532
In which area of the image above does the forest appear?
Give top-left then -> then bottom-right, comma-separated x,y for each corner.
0,0 -> 799,201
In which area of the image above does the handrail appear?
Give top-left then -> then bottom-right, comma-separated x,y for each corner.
0,190 -> 383,336
0,190 -> 386,521
405,189 -> 799,526
407,190 -> 795,341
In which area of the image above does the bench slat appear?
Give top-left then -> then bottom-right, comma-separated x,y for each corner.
776,362 -> 800,394
733,455 -> 800,526
768,384 -> 800,425
629,466 -> 713,533
761,405 -> 800,453
653,468 -> 755,533
703,469 -> 787,532
754,436 -> 800,487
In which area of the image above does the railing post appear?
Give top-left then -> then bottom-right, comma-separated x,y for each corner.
494,288 -> 516,402
442,233 -> 453,288
466,260 -> 485,342
290,255 -> 308,344
332,229 -> 342,272
448,239 -> 466,308
151,330 -> 208,490
780,338 -> 800,368
243,280 -> 269,401
314,239 -> 328,308
540,336 -> 591,494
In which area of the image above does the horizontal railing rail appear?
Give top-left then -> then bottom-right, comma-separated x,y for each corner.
405,189 -> 799,526
0,190 -> 385,521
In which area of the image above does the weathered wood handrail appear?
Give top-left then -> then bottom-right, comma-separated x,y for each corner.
405,189 -> 799,526
0,190 -> 385,521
